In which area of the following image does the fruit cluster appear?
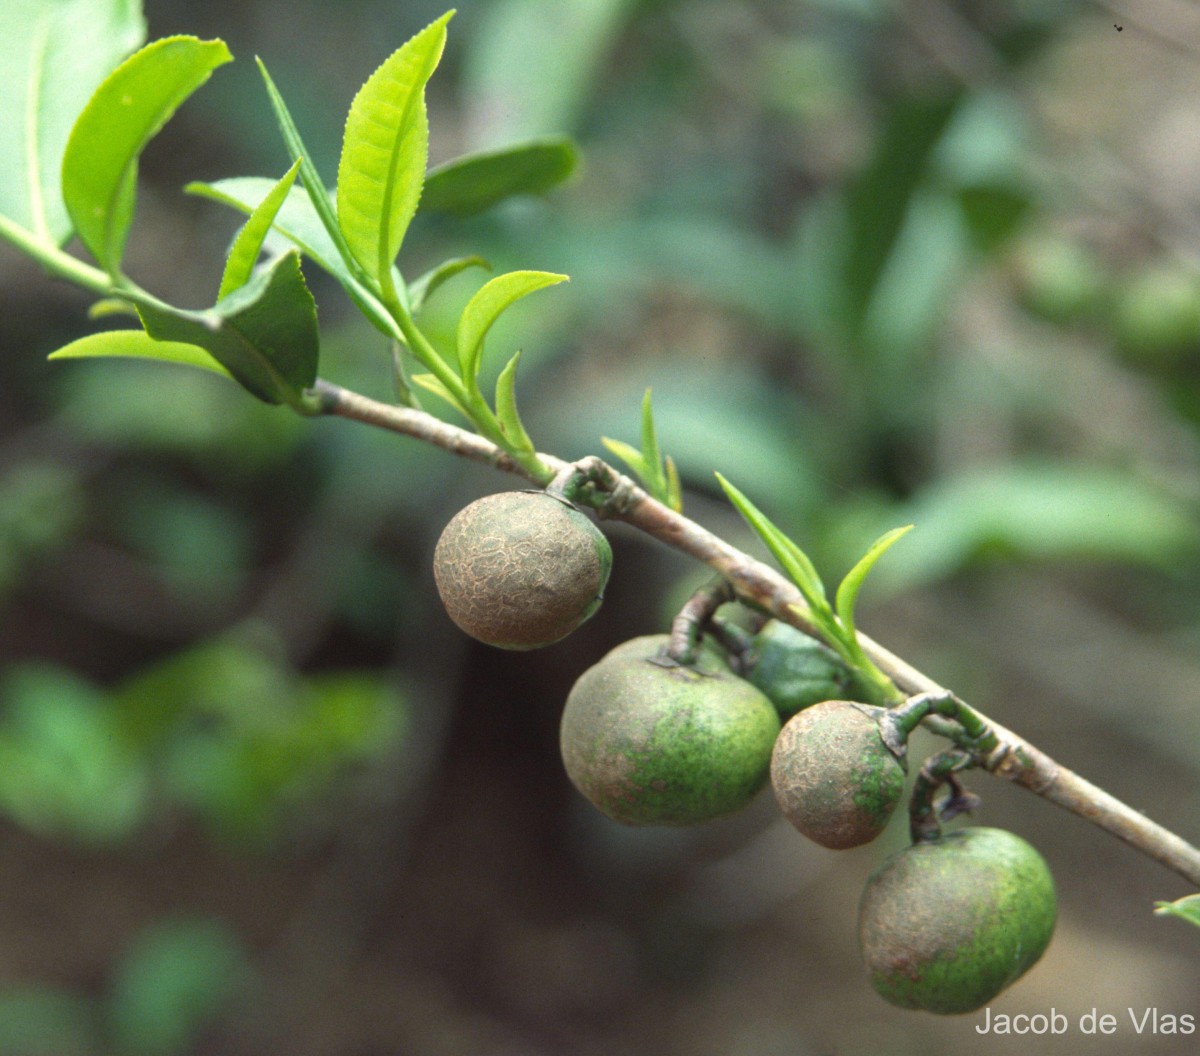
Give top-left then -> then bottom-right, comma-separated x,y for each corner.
433,492 -> 1057,1014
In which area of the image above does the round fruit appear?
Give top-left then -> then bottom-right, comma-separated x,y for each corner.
433,491 -> 612,650
743,620 -> 860,717
858,826 -> 1057,1014
770,700 -> 905,849
560,634 -> 781,826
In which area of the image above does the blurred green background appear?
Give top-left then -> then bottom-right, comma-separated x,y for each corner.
3,0 -> 1200,1053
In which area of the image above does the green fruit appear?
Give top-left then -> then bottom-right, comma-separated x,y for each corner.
560,634 -> 781,826
858,827 -> 1057,1014
743,620 -> 861,717
433,491 -> 612,650
770,700 -> 905,849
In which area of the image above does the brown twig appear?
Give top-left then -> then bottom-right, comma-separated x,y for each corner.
312,378 -> 1200,888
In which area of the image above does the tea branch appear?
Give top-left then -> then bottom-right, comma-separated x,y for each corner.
312,376 -> 1200,888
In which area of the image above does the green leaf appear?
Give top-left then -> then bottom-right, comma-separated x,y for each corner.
87,297 -> 138,319
411,373 -> 471,420
880,461 -> 1200,590
456,269 -> 567,382
715,472 -> 831,616
61,35 -> 231,272
188,178 -> 343,282
1155,894 -> 1200,929
420,136 -> 579,217
0,0 -> 146,244
599,389 -> 682,511
48,329 -> 232,379
217,158 -> 301,299
109,918 -> 252,1056
600,437 -> 648,481
494,351 -> 536,454
639,387 -> 663,488
834,524 -> 913,645
410,255 -> 490,313
336,11 -> 452,285
254,60 -> 366,283
664,456 -> 682,513
841,93 -> 960,330
461,0 -> 635,144
187,176 -> 397,338
136,251 -> 318,405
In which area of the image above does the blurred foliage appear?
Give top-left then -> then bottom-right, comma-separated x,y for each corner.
3,0 -> 1200,1053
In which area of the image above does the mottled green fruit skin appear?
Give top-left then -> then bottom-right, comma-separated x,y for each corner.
433,491 -> 612,650
560,635 -> 781,826
744,620 -> 862,717
770,701 -> 905,849
859,827 -> 1057,1014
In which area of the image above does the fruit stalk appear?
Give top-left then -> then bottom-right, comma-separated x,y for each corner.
312,378 -> 1200,887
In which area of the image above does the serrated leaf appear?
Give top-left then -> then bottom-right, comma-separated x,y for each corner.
834,524 -> 913,644
0,0 -> 146,244
410,255 -> 490,314
48,329 -> 232,379
136,251 -> 318,405
715,472 -> 830,614
254,60 -> 368,286
61,35 -> 231,272
420,136 -> 579,217
411,373 -> 471,420
600,437 -> 649,481
1155,894 -> 1200,929
494,352 -> 535,454
336,11 -> 452,285
456,270 -> 567,383
217,158 -> 301,299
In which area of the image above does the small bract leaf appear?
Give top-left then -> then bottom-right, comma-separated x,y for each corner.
87,297 -> 138,319
410,255 -> 490,314
664,455 -> 683,512
411,372 -> 471,420
834,524 -> 913,643
61,35 -> 231,272
600,437 -> 649,481
336,11 -> 452,284
48,329 -> 232,379
217,159 -> 302,299
494,351 -> 535,454
1155,894 -> 1200,929
137,251 -> 318,405
640,388 -> 664,485
0,0 -> 146,244
457,270 -> 567,383
715,472 -> 829,614
420,136 -> 579,217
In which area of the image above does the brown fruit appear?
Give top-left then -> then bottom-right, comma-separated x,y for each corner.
433,491 -> 611,650
770,700 -> 905,849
